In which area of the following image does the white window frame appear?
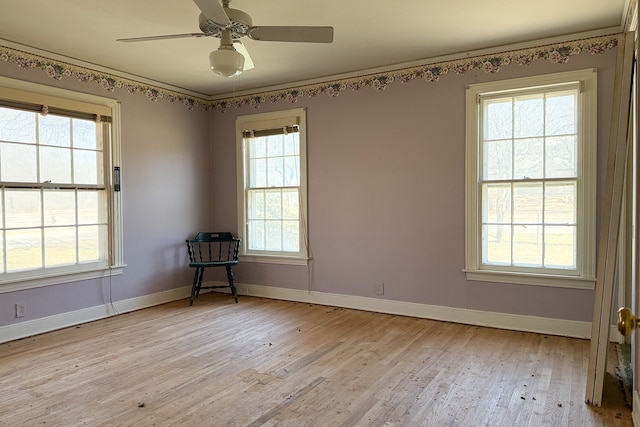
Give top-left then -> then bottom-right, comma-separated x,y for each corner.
236,108 -> 308,265
0,76 -> 124,294
464,69 -> 597,289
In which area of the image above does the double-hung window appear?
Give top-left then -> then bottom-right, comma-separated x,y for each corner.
0,76 -> 123,292
236,108 -> 308,264
465,69 -> 597,288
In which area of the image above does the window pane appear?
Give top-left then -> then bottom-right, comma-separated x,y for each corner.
483,224 -> 511,265
282,189 -> 299,220
248,220 -> 265,250
78,225 -> 107,262
78,191 -> 100,225
483,139 -> 512,180
78,225 -> 103,262
45,226 -> 77,266
5,190 -> 41,228
283,220 -> 299,252
0,107 -> 35,144
514,138 -> 543,179
267,135 -> 283,157
250,137 -> 266,158
483,184 -> 511,224
284,156 -> 300,186
484,99 -> 512,140
545,183 -> 576,225
267,157 -> 284,187
250,158 -> 267,188
40,146 -> 72,183
513,183 -> 542,224
514,95 -> 543,138
74,150 -> 102,185
265,190 -> 282,220
44,190 -> 76,226
546,136 -> 576,178
283,133 -> 299,155
1,142 -> 37,182
265,221 -> 282,251
6,229 -> 42,271
546,92 -> 576,136
248,189 -> 266,220
513,225 -> 542,267
544,225 -> 576,269
39,115 -> 71,147
72,119 -> 97,150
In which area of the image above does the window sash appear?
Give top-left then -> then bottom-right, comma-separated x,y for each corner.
480,178 -> 578,273
243,131 -> 302,256
478,87 -> 580,274
477,87 -> 580,274
246,187 -> 300,253
0,110 -> 109,277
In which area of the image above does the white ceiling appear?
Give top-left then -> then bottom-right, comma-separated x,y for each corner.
0,0 -> 631,98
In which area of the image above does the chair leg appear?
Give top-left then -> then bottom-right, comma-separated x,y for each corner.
189,269 -> 198,306
226,265 -> 238,303
195,267 -> 205,298
190,267 -> 203,306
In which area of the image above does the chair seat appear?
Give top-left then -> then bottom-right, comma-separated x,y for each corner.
186,232 -> 241,306
189,260 -> 238,268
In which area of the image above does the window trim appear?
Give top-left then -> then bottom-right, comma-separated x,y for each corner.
236,108 -> 308,264
0,76 -> 124,294
464,69 -> 597,289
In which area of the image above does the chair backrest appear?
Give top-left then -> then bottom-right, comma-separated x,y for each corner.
194,231 -> 234,242
186,232 -> 240,263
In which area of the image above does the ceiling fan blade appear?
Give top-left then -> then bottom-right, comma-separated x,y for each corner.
193,0 -> 230,26
233,41 -> 254,71
117,33 -> 206,42
248,26 -> 334,43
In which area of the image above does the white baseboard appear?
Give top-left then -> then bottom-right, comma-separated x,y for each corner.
224,281 -> 613,340
0,280 -> 618,344
0,285 -> 192,344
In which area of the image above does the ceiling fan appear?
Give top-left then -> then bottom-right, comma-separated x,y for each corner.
117,0 -> 334,78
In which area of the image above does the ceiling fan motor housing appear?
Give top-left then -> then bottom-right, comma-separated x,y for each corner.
199,9 -> 252,39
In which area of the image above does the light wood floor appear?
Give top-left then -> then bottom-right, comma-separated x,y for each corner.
0,294 -> 633,426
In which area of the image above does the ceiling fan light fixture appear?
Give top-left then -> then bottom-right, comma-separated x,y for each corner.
209,46 -> 245,77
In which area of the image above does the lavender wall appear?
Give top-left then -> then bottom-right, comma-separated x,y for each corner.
0,42 -> 619,329
210,48 -> 617,322
0,63 -> 210,327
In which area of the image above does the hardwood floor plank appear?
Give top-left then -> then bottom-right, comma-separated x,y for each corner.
0,294 -> 633,426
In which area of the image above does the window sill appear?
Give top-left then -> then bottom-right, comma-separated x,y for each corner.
239,254 -> 308,266
0,264 -> 126,294
463,269 -> 595,290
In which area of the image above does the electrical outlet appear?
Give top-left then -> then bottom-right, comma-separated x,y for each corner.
375,283 -> 384,295
15,303 -> 25,318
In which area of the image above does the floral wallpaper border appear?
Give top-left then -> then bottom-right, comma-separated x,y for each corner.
0,46 -> 210,110
212,34 -> 619,113
0,34 -> 620,113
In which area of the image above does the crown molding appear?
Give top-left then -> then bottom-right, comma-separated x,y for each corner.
0,29 -> 621,113
0,38 -> 209,99
210,27 -> 621,101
